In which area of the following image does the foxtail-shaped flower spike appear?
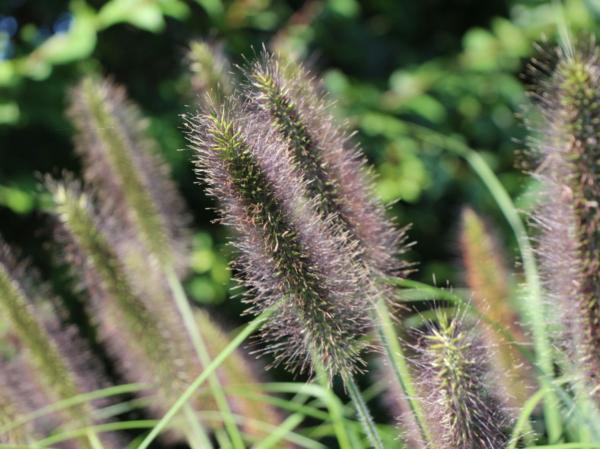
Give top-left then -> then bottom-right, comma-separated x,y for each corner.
527,41 -> 600,402
188,41 -> 233,105
67,77 -> 190,273
460,208 -> 535,409
415,311 -> 511,449
0,239 -> 117,449
188,103 -> 373,380
48,182 -> 205,412
245,53 -> 407,279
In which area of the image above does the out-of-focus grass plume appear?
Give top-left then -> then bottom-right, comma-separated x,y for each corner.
459,207 -> 535,409
67,77 -> 190,275
188,41 -> 233,105
49,182 -> 201,412
527,40 -> 600,404
0,237 -> 116,448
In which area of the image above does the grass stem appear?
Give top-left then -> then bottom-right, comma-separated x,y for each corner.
374,299 -> 434,448
165,267 -> 245,449
344,376 -> 384,449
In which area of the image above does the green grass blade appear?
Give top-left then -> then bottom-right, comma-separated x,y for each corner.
165,267 -> 243,449
344,376 -> 384,449
374,298 -> 434,448
0,383 -> 147,434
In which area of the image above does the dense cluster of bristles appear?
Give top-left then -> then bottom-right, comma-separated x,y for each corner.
411,312 -> 511,449
245,54 -> 407,279
527,40 -> 600,402
189,104 -> 373,379
68,77 -> 190,274
187,49 -> 413,381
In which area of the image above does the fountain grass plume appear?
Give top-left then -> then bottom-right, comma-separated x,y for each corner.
0,242 -> 82,407
0,238 -> 115,448
48,179 -> 284,442
245,52 -> 408,279
67,77 -> 190,274
526,40 -> 600,403
242,50 -> 435,447
413,310 -> 511,449
459,208 -> 536,409
48,181 -> 204,410
188,101 -> 374,380
188,41 -> 233,104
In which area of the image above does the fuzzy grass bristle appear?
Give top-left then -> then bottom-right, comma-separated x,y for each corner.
0,248 -> 80,408
189,104 -> 373,380
0,238 -> 118,448
244,53 -> 408,280
188,41 -> 233,104
67,77 -> 190,273
48,181 -> 206,412
413,311 -> 511,449
459,208 -> 535,409
0,373 -> 35,444
527,41 -> 600,403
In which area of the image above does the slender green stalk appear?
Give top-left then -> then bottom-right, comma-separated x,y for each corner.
374,299 -> 434,448
250,414 -> 304,449
86,430 -> 105,449
195,410 -> 326,449
343,376 -> 384,449
407,123 -> 562,441
137,308 -> 275,449
33,421 -> 158,447
165,267 -> 244,449
313,357 -> 353,449
522,445 -> 600,449
182,404 -> 215,449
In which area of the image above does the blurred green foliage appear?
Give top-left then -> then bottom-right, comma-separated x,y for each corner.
0,0 -> 596,313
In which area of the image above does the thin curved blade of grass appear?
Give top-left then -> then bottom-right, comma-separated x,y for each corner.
522,445 -> 600,449
508,377 -> 576,449
32,421 -> 158,447
196,410 -> 326,449
0,384 -> 147,435
250,414 -> 305,449
234,382 -> 360,448
222,389 -> 330,421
